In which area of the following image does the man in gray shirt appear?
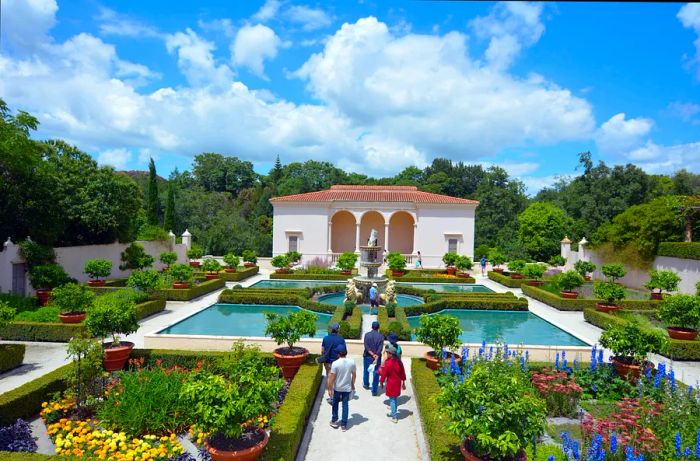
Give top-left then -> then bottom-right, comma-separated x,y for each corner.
327,344 -> 356,431
363,320 -> 384,396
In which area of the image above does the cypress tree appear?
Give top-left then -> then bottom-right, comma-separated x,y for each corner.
164,181 -> 176,232
270,155 -> 283,185
146,158 -> 160,225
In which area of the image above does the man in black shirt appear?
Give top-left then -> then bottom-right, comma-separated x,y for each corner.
362,321 -> 384,396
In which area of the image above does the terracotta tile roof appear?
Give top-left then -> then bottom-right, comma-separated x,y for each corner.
270,185 -> 479,204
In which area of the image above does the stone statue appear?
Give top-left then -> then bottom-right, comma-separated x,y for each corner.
385,280 -> 396,304
344,279 -> 357,303
367,229 -> 378,246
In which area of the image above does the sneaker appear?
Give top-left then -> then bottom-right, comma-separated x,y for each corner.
363,385 -> 370,390
392,417 -> 398,424
371,392 -> 378,397
330,421 -> 340,429
341,425 -> 348,432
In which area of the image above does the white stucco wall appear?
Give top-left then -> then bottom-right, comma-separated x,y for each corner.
271,205 -> 330,262
415,205 -> 476,268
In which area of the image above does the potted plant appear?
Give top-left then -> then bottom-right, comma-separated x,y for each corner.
522,263 -> 546,286
169,263 -> 194,289
126,269 -> 161,294
51,283 -> 94,324
28,264 -> 70,305
658,294 -> 700,340
488,249 -> 507,273
443,252 -> 459,275
438,354 -> 546,461
336,251 -> 358,275
119,242 -> 154,271
387,251 -> 407,276
202,257 -> 222,279
599,320 -> 667,383
507,260 -> 526,279
601,263 -> 626,282
593,281 -> 626,313
242,250 -> 257,268
644,269 -> 682,300
159,251 -> 178,271
187,245 -> 203,268
414,313 -> 462,370
180,344 -> 283,461
548,255 -> 566,267
271,254 -> 291,274
86,295 -> 139,371
83,259 -> 112,287
556,270 -> 584,299
264,310 -> 317,379
286,251 -> 302,266
455,256 -> 473,278
574,260 -> 596,281
223,253 -> 240,273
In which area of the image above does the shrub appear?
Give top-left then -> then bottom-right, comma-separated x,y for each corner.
658,294 -> 700,329
522,263 -> 546,280
156,277 -> 225,301
186,245 -> 203,260
13,306 -> 59,323
442,252 -> 458,267
488,249 -> 507,268
137,224 -> 170,241
555,270 -> 584,292
599,320 -> 667,364
119,243 -> 154,271
574,260 -> 596,278
107,288 -> 149,305
644,269 -> 681,294
601,263 -> 626,282
0,418 -> 37,453
286,251 -> 302,263
593,281 -> 626,305
414,314 -> 461,357
336,252 -> 358,272
455,255 -> 473,272
507,259 -> 526,274
223,253 -> 240,269
50,283 -> 94,314
159,252 -> 178,269
0,294 -> 38,314
474,244 -> 490,260
83,259 -> 112,281
264,310 -> 318,352
19,240 -> 55,267
0,302 -> 16,330
271,254 -> 290,269
127,269 -> 161,293
28,264 -> 70,290
202,257 -> 221,273
86,295 -> 139,346
0,344 -> 25,374
657,242 -> 700,260
169,264 -> 194,283
387,252 -> 407,272
548,255 -> 566,267
242,249 -> 257,264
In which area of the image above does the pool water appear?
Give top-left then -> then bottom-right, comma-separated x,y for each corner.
396,283 -> 493,293
318,293 -> 425,310
250,280 -> 345,289
159,304 -> 332,337
407,310 -> 587,346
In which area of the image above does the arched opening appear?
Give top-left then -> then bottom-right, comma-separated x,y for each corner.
389,212 -> 415,254
331,211 -> 356,253
360,211 -> 385,249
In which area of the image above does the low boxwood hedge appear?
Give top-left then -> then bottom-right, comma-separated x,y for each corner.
218,289 -> 338,314
521,284 -> 660,312
403,294 -> 528,316
657,242 -> 700,261
0,344 -> 25,373
217,265 -> 259,282
156,277 -> 226,301
487,271 -> 533,288
0,322 -> 86,342
345,306 -> 362,339
393,275 -> 476,284
135,298 -> 166,320
269,273 -> 349,280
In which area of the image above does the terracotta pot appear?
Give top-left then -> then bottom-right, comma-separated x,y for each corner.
424,351 -> 462,370
189,261 -> 201,268
340,270 -> 352,276
560,291 -> 578,299
59,312 -> 86,324
650,292 -> 663,300
446,267 -> 457,276
172,282 -> 190,289
274,268 -> 289,274
458,272 -> 470,278
596,303 -> 620,314
510,273 -> 523,280
273,348 -> 309,380
36,289 -> 51,306
206,429 -> 269,461
224,268 -> 237,273
492,268 -> 504,274
527,280 -> 544,287
103,341 -> 134,372
667,327 -> 699,341
612,357 -> 643,383
244,262 -> 256,268
87,280 -> 105,287
584,275 -> 592,281
460,440 -> 527,461
205,273 -> 220,280
392,270 -> 405,277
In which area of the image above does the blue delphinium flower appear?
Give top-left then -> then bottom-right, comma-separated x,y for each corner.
655,363 -> 667,389
442,349 -> 447,359
695,428 -> 700,458
644,366 -> 652,379
625,446 -> 634,461
689,385 -> 694,397
669,369 -> 676,393
556,352 -> 561,370
520,356 -> 526,372
592,383 -> 598,394
573,440 -> 580,461
573,359 -> 578,370
525,350 -> 529,362
676,432 -> 683,458
461,346 -> 469,363
504,343 -> 509,357
611,434 -> 618,454
598,348 -> 604,364
488,346 -> 493,360
479,347 -> 484,358
442,366 -> 448,375
685,448 -> 692,458
561,432 -> 570,453
549,456 -> 555,461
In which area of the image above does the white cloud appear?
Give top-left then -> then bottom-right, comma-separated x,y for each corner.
595,113 -> 653,154
98,148 -> 132,169
252,0 -> 281,22
165,28 -> 234,87
97,8 -> 161,39
287,5 -> 333,31
231,24 -> 283,78
667,101 -> 700,121
520,175 -> 559,195
628,141 -> 700,173
0,0 -> 57,53
679,3 -> 700,78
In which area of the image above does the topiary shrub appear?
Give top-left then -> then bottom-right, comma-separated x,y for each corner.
50,283 -> 94,315
127,269 -> 162,293
223,253 -> 240,269
574,260 -> 596,278
83,259 -> 112,281
119,243 -> 154,271
336,252 -> 358,272
28,264 -> 70,290
159,252 -> 178,270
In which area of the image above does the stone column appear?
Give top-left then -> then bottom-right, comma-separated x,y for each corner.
578,237 -> 588,262
560,236 -> 572,266
384,223 -> 390,252
355,223 -> 361,253
327,221 -> 333,253
168,230 -> 176,248
412,223 -> 418,254
182,229 -> 192,251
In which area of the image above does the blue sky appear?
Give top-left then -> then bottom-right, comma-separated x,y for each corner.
2,0 -> 700,193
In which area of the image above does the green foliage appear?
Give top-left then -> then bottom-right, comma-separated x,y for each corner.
336,252 -> 358,271
488,249 -> 507,267
507,259 -> 526,274
127,269 -> 162,293
574,260 -> 596,277
0,302 -> 16,330
658,294 -> 700,328
657,242 -> 700,260
0,344 -> 25,373
65,337 -> 104,410
202,257 -> 221,273
599,320 -> 667,364
223,252 -> 240,268
159,251 -> 177,268
487,270 -> 529,288
163,181 -> 176,232
83,259 -> 112,280
522,284 -> 660,312
286,251 -> 302,263
119,243 -> 154,271
13,306 -> 59,323
601,263 -> 626,281
242,249 -> 257,264
442,252 -> 458,267
474,244 -> 490,260
168,263 -> 194,283
28,264 -> 70,290
414,314 -> 461,355
264,310 -> 317,350
555,270 -> 585,292
0,293 -> 38,314
0,321 -> 86,342
136,224 -> 169,241
50,283 -> 94,314
186,244 -> 203,260
387,251 -> 407,271
517,202 -> 573,261
455,255 -> 473,272
548,255 -> 566,267
593,281 -> 626,305
192,152 -> 258,196
522,263 -> 546,280
18,240 -> 55,267
644,269 -> 681,293
271,254 -> 290,269
146,158 -> 161,226
156,277 -> 225,301
86,294 -> 139,345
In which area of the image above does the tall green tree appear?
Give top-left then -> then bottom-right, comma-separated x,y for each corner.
192,152 -> 258,195
269,155 -> 283,187
163,181 -> 176,232
146,158 -> 160,225
517,202 -> 573,261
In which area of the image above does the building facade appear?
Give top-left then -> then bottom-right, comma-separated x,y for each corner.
270,185 -> 478,268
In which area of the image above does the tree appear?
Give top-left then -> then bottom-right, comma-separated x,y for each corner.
192,152 -> 258,195
269,155 -> 283,187
146,158 -> 160,226
163,181 -> 176,232
517,202 -> 573,261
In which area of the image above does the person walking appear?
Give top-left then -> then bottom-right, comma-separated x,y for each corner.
415,251 -> 422,269
380,344 -> 406,424
319,322 -> 347,377
480,255 -> 488,276
327,344 -> 356,432
386,332 -> 402,358
369,283 -> 379,314
363,320 -> 384,396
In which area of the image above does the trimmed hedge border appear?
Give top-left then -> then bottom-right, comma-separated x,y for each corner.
487,271 -> 532,288
392,274 -> 476,284
521,284 -> 661,312
155,277 -> 226,301
345,306 -> 362,339
657,242 -> 700,261
403,294 -> 528,316
0,344 -> 26,373
217,265 -> 259,282
135,298 -> 167,320
218,289 -> 338,314
270,273 -> 350,280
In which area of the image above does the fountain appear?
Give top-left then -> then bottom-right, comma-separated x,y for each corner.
352,228 -> 388,300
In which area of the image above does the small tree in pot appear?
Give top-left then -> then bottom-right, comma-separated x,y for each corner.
126,269 -> 161,295
548,255 -> 566,267
644,269 -> 681,300
507,259 -> 526,279
86,295 -> 139,371
658,294 -> 700,340
443,252 -> 459,275
336,252 -> 358,275
159,252 -> 177,271
599,320 -> 667,383
186,245 -> 203,268
83,259 -> 112,287
169,263 -> 194,289
574,260 -> 596,281
594,263 -> 628,312
223,253 -> 240,272
286,251 -> 302,266
264,310 -> 317,379
51,283 -> 95,324
556,270 -> 584,299
522,263 -> 546,286
202,257 -> 222,279
488,249 -> 507,273
414,313 -> 462,370
455,256 -> 473,277
271,254 -> 291,273
28,264 -> 70,305
387,251 -> 407,276
242,250 -> 257,267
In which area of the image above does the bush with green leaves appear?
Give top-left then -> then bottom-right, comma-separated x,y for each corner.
264,310 -> 317,352
601,263 -> 626,282
50,283 -> 94,314
414,314 -> 461,358
136,224 -> 170,241
202,257 -> 221,273
593,281 -> 626,305
83,259 -> 112,281
242,250 -> 257,264
336,252 -> 358,272
186,245 -> 203,260
119,243 -> 154,271
474,244 -> 491,260
0,302 -> 16,330
13,306 -> 59,322
169,264 -> 194,284
127,269 -> 162,293
455,255 -> 473,272
223,253 -> 240,269
658,294 -> 700,329
286,251 -> 302,263
387,252 -> 407,272
86,295 -> 139,346
271,254 -> 290,269
548,255 -> 566,267
442,252 -> 459,268
19,240 -> 56,267
599,320 -> 667,364
574,260 -> 596,278
522,263 -> 546,280
159,252 -> 178,269
507,259 -> 526,274
65,337 -> 104,411
555,270 -> 585,293
28,264 -> 70,290
488,249 -> 507,268
644,269 -> 682,294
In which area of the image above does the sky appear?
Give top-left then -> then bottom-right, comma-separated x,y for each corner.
2,0 -> 700,194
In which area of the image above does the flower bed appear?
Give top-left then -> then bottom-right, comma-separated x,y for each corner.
522,283 -> 661,311
0,344 -> 26,374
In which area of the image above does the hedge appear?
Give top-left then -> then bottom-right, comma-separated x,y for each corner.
657,242 -> 700,261
487,271 -> 533,288
338,306 -> 362,339
135,298 -> 166,320
218,289 -> 338,314
393,275 -> 476,284
0,293 -> 38,314
155,277 -> 226,301
403,294 -> 528,316
217,265 -> 259,282
0,322 -> 86,342
330,306 -> 346,334
412,358 -> 462,460
0,344 -> 25,373
269,273 -> 350,280
521,284 -> 661,312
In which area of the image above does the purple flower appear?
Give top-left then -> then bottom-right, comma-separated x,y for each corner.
573,440 -> 580,461
556,352 -> 561,370
676,432 -> 683,458
611,434 -> 618,454
695,428 -> 700,458
669,369 -> 676,393
0,419 -> 37,453
598,348 -> 604,364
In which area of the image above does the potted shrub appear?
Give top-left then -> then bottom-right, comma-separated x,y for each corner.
593,281 -> 626,313
387,251 -> 407,276
599,320 -> 667,383
286,251 -> 302,266
51,283 -> 94,324
336,251 -> 358,275
169,263 -> 194,289
548,255 -> 566,267
271,254 -> 291,274
658,294 -> 700,340
83,259 -> 112,287
574,260 -> 596,281
223,253 -> 240,273
159,251 -> 178,271
644,269 -> 682,300
28,264 -> 70,305
556,270 -> 584,299
601,263 -> 626,282
507,259 -> 526,279
443,252 -> 459,275
522,263 -> 546,286
202,257 -> 222,279
187,246 -> 203,268
488,249 -> 506,273
126,269 -> 161,294
414,313 -> 462,370
242,250 -> 257,268
438,354 -> 546,461
180,344 -> 283,461
86,295 -> 139,371
455,256 -> 473,278
264,310 -> 317,379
